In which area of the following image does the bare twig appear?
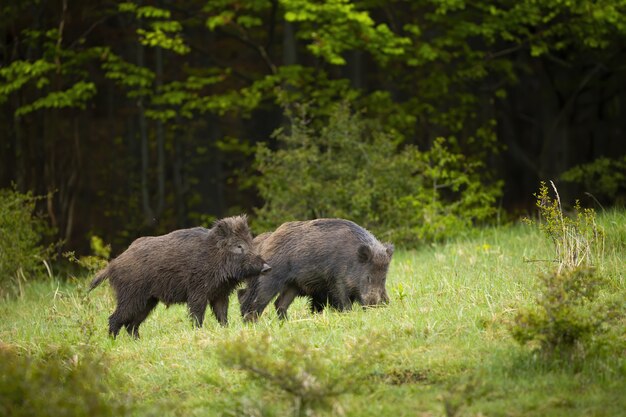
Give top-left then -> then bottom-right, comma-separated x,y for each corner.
523,258 -> 559,263
43,259 -> 54,279
217,25 -> 277,75
584,192 -> 605,212
55,0 -> 68,72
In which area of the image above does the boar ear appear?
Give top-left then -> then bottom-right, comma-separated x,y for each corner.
233,214 -> 248,230
358,244 -> 372,263
213,219 -> 231,239
384,243 -> 394,257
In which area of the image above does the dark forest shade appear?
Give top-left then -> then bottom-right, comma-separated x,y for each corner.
1,0 -> 625,252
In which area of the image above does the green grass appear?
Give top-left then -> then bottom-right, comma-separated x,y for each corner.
1,212 -> 625,417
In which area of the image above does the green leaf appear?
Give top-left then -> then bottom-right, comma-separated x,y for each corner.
15,81 -> 97,117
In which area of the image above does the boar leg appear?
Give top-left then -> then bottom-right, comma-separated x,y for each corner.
209,296 -> 229,326
310,292 -> 330,313
329,283 -> 352,311
108,294 -> 137,338
187,297 -> 208,327
126,297 -> 158,338
273,285 -> 299,319
108,312 -> 125,339
246,277 -> 282,321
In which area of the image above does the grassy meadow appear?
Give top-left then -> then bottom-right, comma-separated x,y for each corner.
1,212 -> 625,417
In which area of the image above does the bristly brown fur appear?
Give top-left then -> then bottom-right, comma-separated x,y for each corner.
89,215 -> 269,339
239,218 -> 393,321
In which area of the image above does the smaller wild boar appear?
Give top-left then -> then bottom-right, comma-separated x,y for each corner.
89,215 -> 271,338
239,218 -> 394,321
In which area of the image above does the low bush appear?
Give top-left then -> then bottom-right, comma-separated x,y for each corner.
0,345 -> 130,417
217,331 -> 382,417
63,235 -> 111,279
511,182 -> 624,358
0,188 -> 54,297
510,267 -> 620,356
561,155 -> 626,206
529,181 -> 605,272
254,103 -> 501,245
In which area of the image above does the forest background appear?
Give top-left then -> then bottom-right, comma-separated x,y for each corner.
2,0 -> 626,254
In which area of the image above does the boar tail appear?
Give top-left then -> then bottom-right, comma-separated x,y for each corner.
88,268 -> 109,292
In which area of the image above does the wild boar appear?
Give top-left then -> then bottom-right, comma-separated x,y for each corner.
237,232 -> 330,314
89,215 -> 271,338
239,218 -> 393,321
237,231 -> 330,315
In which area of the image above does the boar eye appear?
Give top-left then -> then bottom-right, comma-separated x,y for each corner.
233,244 -> 245,254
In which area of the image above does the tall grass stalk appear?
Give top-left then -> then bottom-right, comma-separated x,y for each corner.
533,181 -> 605,272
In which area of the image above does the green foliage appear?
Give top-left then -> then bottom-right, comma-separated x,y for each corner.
204,0 -> 271,30
101,43 -> 268,122
254,104 -> 501,245
217,331 -> 381,417
4,0 -> 626,257
441,376 -> 488,417
562,155 -> 626,205
0,26 -> 103,118
391,137 -> 502,244
528,181 -> 604,272
393,282 -> 408,304
511,182 -> 621,358
0,188 -> 54,298
281,0 -> 411,65
14,81 -> 96,117
0,59 -> 56,105
63,236 -> 110,274
510,267 -> 620,356
101,50 -> 155,97
204,0 -> 411,65
118,2 -> 190,54
0,345 -> 130,417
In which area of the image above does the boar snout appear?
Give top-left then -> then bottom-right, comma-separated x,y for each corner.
260,263 -> 272,274
362,290 -> 389,307
381,290 -> 390,304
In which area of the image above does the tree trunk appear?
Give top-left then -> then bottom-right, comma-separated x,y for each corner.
173,121 -> 187,228
283,20 -> 297,66
137,41 -> 155,225
155,46 -> 165,216
346,50 -> 364,90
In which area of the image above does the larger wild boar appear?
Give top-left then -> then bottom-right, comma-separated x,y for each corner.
239,218 -> 393,321
89,215 -> 271,338
238,231 -> 336,315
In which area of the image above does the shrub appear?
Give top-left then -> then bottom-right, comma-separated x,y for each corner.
217,331 -> 382,417
0,345 -> 130,417
254,103 -> 501,245
511,182 -> 621,358
0,188 -> 54,297
530,181 -> 604,272
561,155 -> 626,206
63,235 -> 111,277
511,267 -> 612,355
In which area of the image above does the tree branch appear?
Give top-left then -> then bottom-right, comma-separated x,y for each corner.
266,0 -> 278,52
55,0 -> 68,72
218,25 -> 277,74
